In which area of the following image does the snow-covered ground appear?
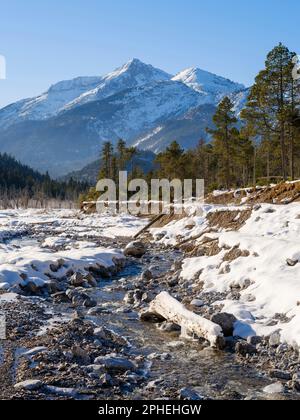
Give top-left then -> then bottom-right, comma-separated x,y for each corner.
0,209 -> 146,240
0,209 -> 146,292
151,203 -> 300,348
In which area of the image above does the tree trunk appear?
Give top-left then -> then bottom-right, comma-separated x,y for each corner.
142,292 -> 225,349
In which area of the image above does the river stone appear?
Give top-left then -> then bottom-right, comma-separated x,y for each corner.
14,379 -> 43,391
140,310 -> 165,323
93,356 -> 136,373
124,242 -> 146,258
211,312 -> 237,337
179,387 -> 205,401
235,341 -> 257,357
124,291 -> 135,305
141,291 -> 156,303
87,307 -> 106,316
269,370 -> 292,381
52,291 -> 69,303
22,280 -> 44,295
67,288 -> 97,308
84,273 -> 97,287
94,326 -> 129,347
286,258 -> 298,267
263,382 -> 284,394
247,335 -> 262,346
191,299 -> 204,308
159,322 -> 181,333
141,269 -> 153,281
83,297 -> 97,308
70,272 -> 86,287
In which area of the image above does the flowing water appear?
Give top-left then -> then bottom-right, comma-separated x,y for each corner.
78,249 -> 279,400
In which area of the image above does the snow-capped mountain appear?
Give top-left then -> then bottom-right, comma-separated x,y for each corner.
172,67 -> 245,104
0,59 -> 247,176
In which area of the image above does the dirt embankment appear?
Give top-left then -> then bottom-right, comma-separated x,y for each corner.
206,181 -> 300,206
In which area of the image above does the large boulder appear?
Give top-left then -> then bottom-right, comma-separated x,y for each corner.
124,242 -> 147,258
210,312 -> 237,337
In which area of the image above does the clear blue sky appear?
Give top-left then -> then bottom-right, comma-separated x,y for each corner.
0,0 -> 299,107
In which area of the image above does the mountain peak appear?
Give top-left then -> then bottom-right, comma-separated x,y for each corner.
124,57 -> 145,67
105,58 -> 172,82
173,67 -> 244,102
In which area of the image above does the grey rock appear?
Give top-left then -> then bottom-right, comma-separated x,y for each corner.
124,291 -> 135,305
269,370 -> 292,381
263,382 -> 284,394
93,356 -> 136,373
191,299 -> 204,308
14,379 -> 43,391
286,258 -> 298,267
141,269 -> 153,281
140,310 -> 165,323
84,273 -> 98,287
247,336 -> 262,346
159,322 -> 181,333
87,307 -> 106,316
211,312 -> 237,337
235,341 -> 257,357
141,291 -> 156,303
83,297 -> 97,308
70,272 -> 86,287
94,326 -> 129,347
124,241 -> 147,258
179,387 -> 205,401
52,291 -> 69,303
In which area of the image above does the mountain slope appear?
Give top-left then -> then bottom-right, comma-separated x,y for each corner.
172,67 -> 245,104
132,104 -> 217,152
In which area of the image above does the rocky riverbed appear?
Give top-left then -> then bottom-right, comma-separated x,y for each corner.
0,209 -> 299,400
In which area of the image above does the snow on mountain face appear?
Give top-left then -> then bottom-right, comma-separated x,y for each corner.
172,67 -> 245,104
229,87 -> 250,115
0,59 -> 172,129
0,76 -> 103,128
89,80 -> 202,140
64,58 -> 172,110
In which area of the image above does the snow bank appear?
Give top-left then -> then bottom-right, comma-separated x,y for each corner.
151,202 -> 300,347
0,240 -> 124,291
